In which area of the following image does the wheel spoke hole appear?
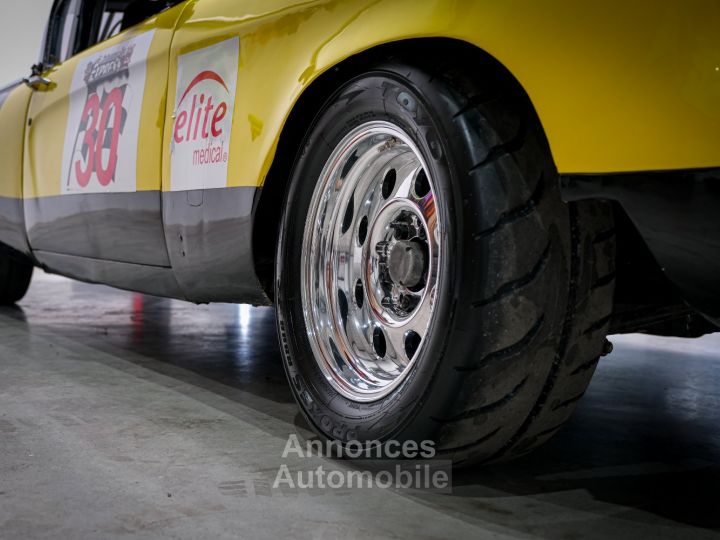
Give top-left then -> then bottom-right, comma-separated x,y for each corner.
341,193 -> 354,234
341,149 -> 359,178
381,169 -> 396,199
354,279 -> 364,308
404,331 -> 422,360
372,327 -> 387,358
413,169 -> 431,199
358,215 -> 368,245
338,289 -> 349,326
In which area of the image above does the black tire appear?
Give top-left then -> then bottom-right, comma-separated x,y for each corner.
0,245 -> 34,306
275,55 -> 615,465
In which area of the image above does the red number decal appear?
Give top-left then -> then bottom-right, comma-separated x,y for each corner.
74,93 -> 101,188
73,87 -> 124,188
95,87 -> 123,187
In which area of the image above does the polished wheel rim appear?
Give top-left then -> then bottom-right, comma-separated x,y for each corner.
301,121 -> 442,402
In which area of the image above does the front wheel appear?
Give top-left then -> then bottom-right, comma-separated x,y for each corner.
0,245 -> 33,306
276,57 -> 615,465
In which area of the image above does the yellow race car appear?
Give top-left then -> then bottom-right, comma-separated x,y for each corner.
1,0 -> 718,464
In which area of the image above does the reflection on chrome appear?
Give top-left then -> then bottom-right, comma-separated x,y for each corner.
301,122 -> 442,402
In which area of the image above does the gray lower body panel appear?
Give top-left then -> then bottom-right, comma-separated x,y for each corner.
25,191 -> 171,268
34,250 -> 185,299
0,196 -> 31,255
6,186 -> 269,306
162,187 -> 269,305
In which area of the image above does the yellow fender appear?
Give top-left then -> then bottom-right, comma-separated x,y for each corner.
164,0 -> 720,194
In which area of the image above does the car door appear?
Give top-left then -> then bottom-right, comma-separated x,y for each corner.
0,81 -> 33,256
23,0 -> 187,269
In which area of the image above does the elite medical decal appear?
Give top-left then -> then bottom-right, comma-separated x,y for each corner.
61,31 -> 155,194
171,38 -> 239,191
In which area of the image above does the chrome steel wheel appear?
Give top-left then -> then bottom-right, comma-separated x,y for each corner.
278,61 -> 599,464
301,121 -> 442,402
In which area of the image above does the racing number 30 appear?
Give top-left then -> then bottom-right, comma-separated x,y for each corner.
75,87 -> 124,187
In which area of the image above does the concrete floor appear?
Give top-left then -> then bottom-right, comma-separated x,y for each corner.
1,271 -> 719,539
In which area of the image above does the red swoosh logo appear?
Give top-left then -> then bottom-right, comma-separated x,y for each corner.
178,70 -> 229,107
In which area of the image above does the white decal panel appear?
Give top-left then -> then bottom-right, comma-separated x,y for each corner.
61,31 -> 155,195
170,38 -> 239,192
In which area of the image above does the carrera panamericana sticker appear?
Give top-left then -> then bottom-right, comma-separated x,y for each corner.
61,31 -> 155,195
170,38 -> 239,191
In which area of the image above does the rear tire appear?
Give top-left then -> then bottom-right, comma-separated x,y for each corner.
276,55 -> 615,465
0,245 -> 33,306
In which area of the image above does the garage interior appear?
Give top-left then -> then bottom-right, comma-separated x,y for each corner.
1,271 -> 718,539
2,2 -> 720,537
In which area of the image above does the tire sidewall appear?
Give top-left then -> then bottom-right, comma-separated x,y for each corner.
276,67 -> 471,446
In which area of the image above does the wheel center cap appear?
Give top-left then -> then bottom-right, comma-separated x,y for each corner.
387,240 -> 426,288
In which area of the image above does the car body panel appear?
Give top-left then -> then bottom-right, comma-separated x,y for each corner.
24,5 -> 187,199
162,187 -> 267,304
23,4 -> 188,271
0,0 -> 718,317
161,0 -> 720,198
34,249 -> 186,299
0,82 -> 33,255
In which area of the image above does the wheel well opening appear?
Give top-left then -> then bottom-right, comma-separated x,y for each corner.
609,202 -> 718,337
252,38 -> 543,300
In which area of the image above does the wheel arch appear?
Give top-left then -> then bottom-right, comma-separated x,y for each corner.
251,38 -> 541,300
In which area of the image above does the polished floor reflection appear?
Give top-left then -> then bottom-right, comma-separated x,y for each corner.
0,271 -> 719,539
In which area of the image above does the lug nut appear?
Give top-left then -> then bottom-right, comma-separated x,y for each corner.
375,241 -> 390,258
